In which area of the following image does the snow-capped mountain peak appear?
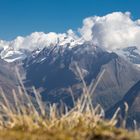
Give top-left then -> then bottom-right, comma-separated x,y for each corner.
0,31 -> 83,62
116,46 -> 140,67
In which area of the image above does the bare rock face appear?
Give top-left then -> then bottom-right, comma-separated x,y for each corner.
0,59 -> 19,102
106,80 -> 140,128
23,43 -> 140,110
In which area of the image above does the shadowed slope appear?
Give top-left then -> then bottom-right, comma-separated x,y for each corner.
106,80 -> 140,128
24,43 -> 140,110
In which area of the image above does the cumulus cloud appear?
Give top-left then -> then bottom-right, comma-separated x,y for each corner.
1,11 -> 140,62
79,12 -> 140,51
0,31 -> 80,51
0,30 -> 81,61
8,32 -> 64,51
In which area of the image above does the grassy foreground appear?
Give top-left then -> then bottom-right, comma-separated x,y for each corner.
0,123 -> 139,140
0,88 -> 139,140
0,69 -> 139,140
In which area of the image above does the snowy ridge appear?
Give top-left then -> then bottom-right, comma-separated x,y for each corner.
0,30 -> 83,62
116,46 -> 140,66
0,12 -> 140,64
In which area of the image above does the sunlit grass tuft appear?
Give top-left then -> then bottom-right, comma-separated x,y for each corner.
0,66 -> 139,140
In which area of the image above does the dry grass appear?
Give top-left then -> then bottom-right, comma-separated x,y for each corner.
0,87 -> 139,140
0,66 -> 139,140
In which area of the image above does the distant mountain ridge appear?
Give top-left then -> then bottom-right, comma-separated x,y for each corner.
1,32 -> 140,69
0,35 -> 140,128
22,42 -> 140,111
116,46 -> 140,68
0,31 -> 83,62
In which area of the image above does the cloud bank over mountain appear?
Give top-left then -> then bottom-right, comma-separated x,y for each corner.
0,31 -> 79,51
79,12 -> 140,51
0,12 -> 140,62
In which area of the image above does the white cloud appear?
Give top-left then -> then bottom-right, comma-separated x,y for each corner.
1,11 -> 140,53
10,32 -> 63,51
79,17 -> 94,41
1,11 -> 140,62
0,31 -> 80,51
79,12 -> 140,51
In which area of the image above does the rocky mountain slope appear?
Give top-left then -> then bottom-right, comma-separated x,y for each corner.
106,80 -> 140,128
22,42 -> 140,110
0,59 -> 19,101
116,46 -> 140,68
0,31 -> 140,126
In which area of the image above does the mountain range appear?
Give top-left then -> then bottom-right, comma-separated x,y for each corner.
0,33 -> 140,128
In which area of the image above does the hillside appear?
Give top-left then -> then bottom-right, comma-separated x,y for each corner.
106,80 -> 140,128
0,59 -> 19,100
23,43 -> 140,111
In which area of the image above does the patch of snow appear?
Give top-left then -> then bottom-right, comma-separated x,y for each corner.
0,31 -> 83,62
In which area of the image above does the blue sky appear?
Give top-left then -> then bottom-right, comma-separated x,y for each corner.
0,0 -> 140,40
